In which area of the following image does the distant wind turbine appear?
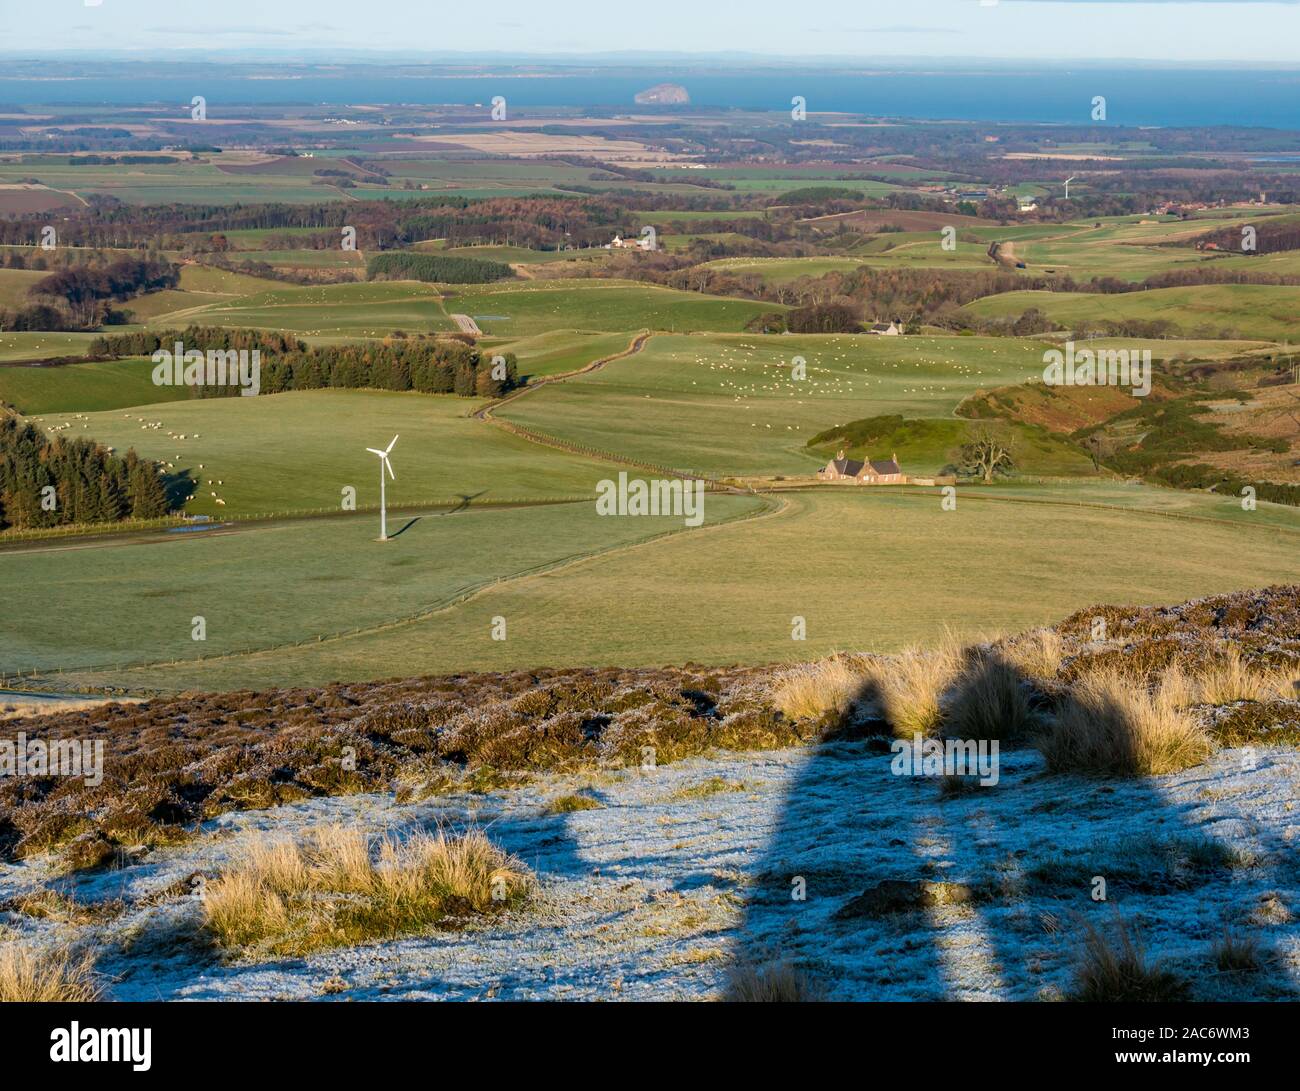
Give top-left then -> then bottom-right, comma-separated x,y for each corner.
365,434 -> 398,540
1064,175 -> 1077,200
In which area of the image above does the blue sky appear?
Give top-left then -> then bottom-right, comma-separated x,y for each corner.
5,0 -> 1300,63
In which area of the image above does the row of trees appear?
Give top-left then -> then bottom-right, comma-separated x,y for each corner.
0,193 -> 634,253
90,326 -> 304,357
93,328 -> 522,399
0,413 -> 169,531
366,252 -> 514,284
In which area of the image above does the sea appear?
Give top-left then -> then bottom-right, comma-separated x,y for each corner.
2,67 -> 1300,128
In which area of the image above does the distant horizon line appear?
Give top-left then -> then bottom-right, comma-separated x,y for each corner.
3,49 -> 1300,69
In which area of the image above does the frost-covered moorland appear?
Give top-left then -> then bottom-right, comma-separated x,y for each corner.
2,587 -> 1298,1002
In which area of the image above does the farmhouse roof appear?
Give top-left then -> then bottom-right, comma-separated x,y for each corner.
868,458 -> 901,475
832,457 -> 866,477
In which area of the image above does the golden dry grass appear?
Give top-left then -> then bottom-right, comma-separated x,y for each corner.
724,961 -> 824,1002
544,793 -> 602,814
866,638 -> 964,739
1188,648 -> 1297,705
1039,667 -> 1214,776
202,824 -> 533,957
943,650 -> 1037,743
770,655 -> 868,722
0,696 -> 136,721
999,627 -> 1065,683
0,943 -> 101,1002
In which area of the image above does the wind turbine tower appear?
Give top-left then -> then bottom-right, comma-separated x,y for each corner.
1064,175 -> 1077,200
365,434 -> 398,541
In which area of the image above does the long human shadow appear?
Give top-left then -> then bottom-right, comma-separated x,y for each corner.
727,652 -> 1298,1002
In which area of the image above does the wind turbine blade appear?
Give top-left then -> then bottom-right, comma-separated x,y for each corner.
385,434 -> 399,455
385,458 -> 395,481
365,448 -> 385,456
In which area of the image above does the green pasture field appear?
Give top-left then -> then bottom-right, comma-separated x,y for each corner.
0,267 -> 46,308
39,485 -> 1300,692
1,494 -> 761,677
127,278 -> 774,338
37,388 -> 625,518
635,210 -> 768,224
439,280 -> 780,336
0,156 -> 345,205
121,264 -> 290,323
1028,336 -> 1276,361
971,479 -> 1300,531
144,280 -> 454,336
654,168 -> 901,196
837,237 -> 994,271
0,357 -> 187,414
963,284 -> 1300,341
497,332 -> 1050,476
702,254 -> 883,282
0,332 -> 101,363
375,160 -> 599,181
659,232 -> 754,251
484,329 -> 636,379
438,245 -> 601,265
238,249 -> 366,268
220,227 -> 330,247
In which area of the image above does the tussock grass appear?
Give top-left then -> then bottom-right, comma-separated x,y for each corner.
1212,926 -> 1262,974
671,777 -> 745,801
724,961 -> 824,1002
1000,627 -> 1065,683
770,655 -> 867,722
0,943 -> 101,1002
202,824 -> 532,957
867,638 -> 964,739
544,793 -> 602,814
1187,648 -> 1297,705
1072,913 -> 1189,1002
943,650 -> 1037,743
1039,668 -> 1213,776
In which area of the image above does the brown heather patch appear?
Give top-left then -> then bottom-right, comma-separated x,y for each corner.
1209,701 -> 1300,747
1063,637 -> 1203,683
6,587 -> 1296,871
0,664 -> 794,868
1060,585 -> 1300,646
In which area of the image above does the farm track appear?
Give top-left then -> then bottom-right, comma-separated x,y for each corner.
471,329 -> 723,482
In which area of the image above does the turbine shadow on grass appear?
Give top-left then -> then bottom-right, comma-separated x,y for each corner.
387,491 -> 487,537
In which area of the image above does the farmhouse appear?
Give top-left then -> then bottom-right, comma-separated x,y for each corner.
868,320 -> 903,336
607,233 -> 653,251
817,449 -> 907,484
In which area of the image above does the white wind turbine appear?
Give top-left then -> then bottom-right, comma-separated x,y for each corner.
365,434 -> 398,540
1063,175 -> 1077,200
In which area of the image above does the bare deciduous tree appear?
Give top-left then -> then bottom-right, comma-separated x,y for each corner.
958,427 -> 1017,483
